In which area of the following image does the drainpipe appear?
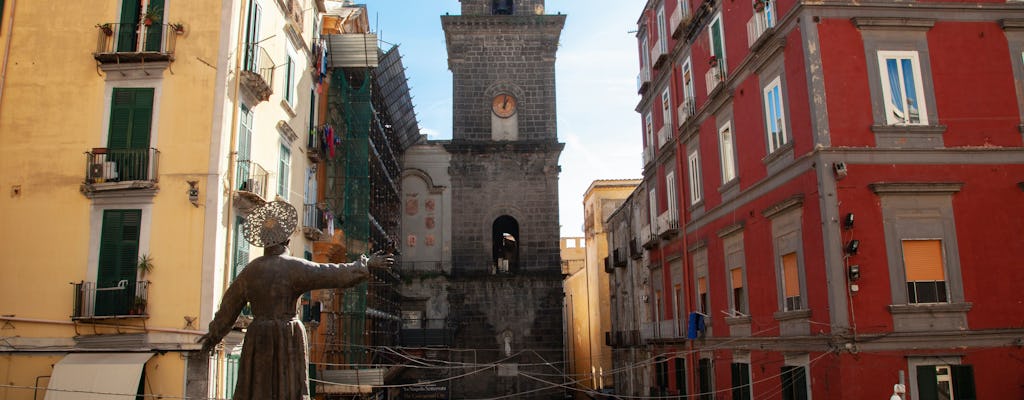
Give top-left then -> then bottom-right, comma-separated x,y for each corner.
0,0 -> 18,120
215,0 -> 249,397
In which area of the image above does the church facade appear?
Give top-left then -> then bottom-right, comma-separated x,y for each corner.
396,0 -> 568,398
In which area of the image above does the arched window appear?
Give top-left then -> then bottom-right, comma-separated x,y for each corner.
492,216 -> 519,273
492,0 -> 514,15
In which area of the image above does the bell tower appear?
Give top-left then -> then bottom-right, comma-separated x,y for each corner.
439,0 -> 566,397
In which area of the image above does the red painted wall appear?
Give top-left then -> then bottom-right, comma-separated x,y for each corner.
818,18 -> 876,148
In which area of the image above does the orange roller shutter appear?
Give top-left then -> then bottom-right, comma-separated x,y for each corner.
902,240 -> 945,281
731,268 -> 743,289
698,277 -> 707,294
782,253 -> 800,297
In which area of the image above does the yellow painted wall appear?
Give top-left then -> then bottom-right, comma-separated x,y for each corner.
0,0 -> 229,398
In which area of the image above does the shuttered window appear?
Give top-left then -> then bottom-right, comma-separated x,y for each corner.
731,268 -> 744,314
780,365 -> 808,400
232,216 -> 249,280
903,239 -> 948,304
916,365 -> 976,400
674,357 -> 686,396
697,358 -> 713,400
243,0 -> 262,72
781,252 -> 802,310
97,209 -> 142,316
731,363 -> 751,400
278,145 -> 291,199
143,0 -> 164,51
117,0 -> 142,52
697,277 -> 708,314
108,88 -> 154,150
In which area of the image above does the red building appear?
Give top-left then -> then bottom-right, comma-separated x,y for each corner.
606,0 -> 1024,399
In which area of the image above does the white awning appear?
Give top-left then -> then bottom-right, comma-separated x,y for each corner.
45,353 -> 154,400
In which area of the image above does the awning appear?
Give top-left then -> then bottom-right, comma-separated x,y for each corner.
45,353 -> 154,400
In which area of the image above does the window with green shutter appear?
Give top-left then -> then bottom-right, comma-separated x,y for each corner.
278,145 -> 291,199
143,0 -> 165,52
96,209 -> 142,316
108,88 -> 154,181
117,0 -> 143,52
237,105 -> 254,189
232,216 -> 249,280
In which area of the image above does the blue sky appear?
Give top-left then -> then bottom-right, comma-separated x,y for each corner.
363,0 -> 643,237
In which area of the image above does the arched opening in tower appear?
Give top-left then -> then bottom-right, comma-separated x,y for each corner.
492,0 -> 514,15
492,215 -> 519,273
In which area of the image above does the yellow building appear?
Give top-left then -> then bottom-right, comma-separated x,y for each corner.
0,0 -> 324,398
564,179 -> 640,397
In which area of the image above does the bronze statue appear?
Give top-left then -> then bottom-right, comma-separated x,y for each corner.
198,201 -> 394,399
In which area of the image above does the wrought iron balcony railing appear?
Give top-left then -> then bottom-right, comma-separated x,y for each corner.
236,160 -> 269,200
94,23 -> 176,63
84,147 -> 160,187
72,280 -> 150,319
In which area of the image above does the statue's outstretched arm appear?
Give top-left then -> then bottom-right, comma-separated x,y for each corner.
197,278 -> 247,354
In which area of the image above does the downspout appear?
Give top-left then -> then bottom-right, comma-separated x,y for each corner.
215,0 -> 249,397
0,0 -> 18,120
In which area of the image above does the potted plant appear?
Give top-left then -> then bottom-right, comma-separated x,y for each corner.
754,0 -> 767,12
132,296 -> 148,315
708,55 -> 719,67
170,22 -> 185,34
138,253 -> 155,277
142,6 -> 162,26
96,23 -> 113,35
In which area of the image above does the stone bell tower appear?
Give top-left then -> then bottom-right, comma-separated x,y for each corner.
440,0 -> 566,397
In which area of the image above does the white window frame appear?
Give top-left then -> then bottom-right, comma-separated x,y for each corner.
718,122 -> 737,183
278,144 -> 291,199
665,170 -> 677,220
645,112 -> 654,149
641,36 -> 651,75
283,42 -> 298,108
681,57 -> 695,102
877,50 -> 928,126
657,6 -> 668,54
687,149 -> 702,205
648,187 -> 658,230
661,87 -> 672,131
763,76 -> 788,153
708,12 -> 726,74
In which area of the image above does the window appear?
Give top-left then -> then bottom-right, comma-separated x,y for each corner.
665,171 -> 677,220
731,363 -> 752,400
902,239 -> 948,304
662,87 -> 672,133
278,145 -> 291,199
878,51 -> 928,125
242,0 -> 262,72
697,276 -> 708,314
655,356 -> 669,393
237,106 -> 254,190
674,284 -> 684,335
781,252 -> 802,311
718,123 -> 736,183
492,216 -> 520,273
709,13 -> 726,73
108,88 -> 155,181
97,209 -> 142,316
283,44 -> 296,107
674,357 -> 687,396
657,6 -> 667,54
232,216 -> 249,279
763,77 -> 788,153
645,112 -> 654,149
641,36 -> 651,75
654,289 -> 663,325
648,187 -> 658,230
687,149 -> 702,204
492,0 -> 513,15
730,268 -> 745,314
681,58 -> 695,102
916,365 -> 975,400
698,358 -> 714,400
780,366 -> 808,400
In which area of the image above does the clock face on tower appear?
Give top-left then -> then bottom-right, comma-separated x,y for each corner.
491,94 -> 517,118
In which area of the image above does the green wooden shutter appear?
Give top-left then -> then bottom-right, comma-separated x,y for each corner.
916,365 -> 939,400
711,19 -> 724,60
143,0 -> 165,51
97,209 -> 141,316
674,358 -> 686,395
117,0 -> 142,52
232,216 -> 249,280
237,106 -> 253,188
732,363 -> 750,400
108,88 -> 154,150
243,1 -> 262,71
951,365 -> 976,400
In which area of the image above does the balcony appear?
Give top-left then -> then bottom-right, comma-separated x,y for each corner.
656,125 -> 671,149
705,63 -> 725,96
234,160 -> 270,212
629,238 -> 642,260
642,145 -> 655,167
94,23 -> 177,67
82,148 -> 159,195
747,1 -> 775,49
637,67 -> 652,94
240,44 -> 275,105
677,99 -> 696,127
669,2 -> 691,38
641,223 -> 658,249
651,39 -> 668,69
72,280 -> 150,319
657,211 -> 680,239
302,203 -> 336,241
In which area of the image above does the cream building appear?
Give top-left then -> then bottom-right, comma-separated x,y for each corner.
0,0 -> 324,398
563,179 -> 640,397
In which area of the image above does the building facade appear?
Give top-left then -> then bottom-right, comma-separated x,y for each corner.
0,0 -> 336,398
607,0 -> 1024,399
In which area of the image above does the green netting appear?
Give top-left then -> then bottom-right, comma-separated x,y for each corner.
335,69 -> 372,365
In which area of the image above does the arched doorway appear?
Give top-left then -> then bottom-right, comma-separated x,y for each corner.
492,215 -> 519,273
